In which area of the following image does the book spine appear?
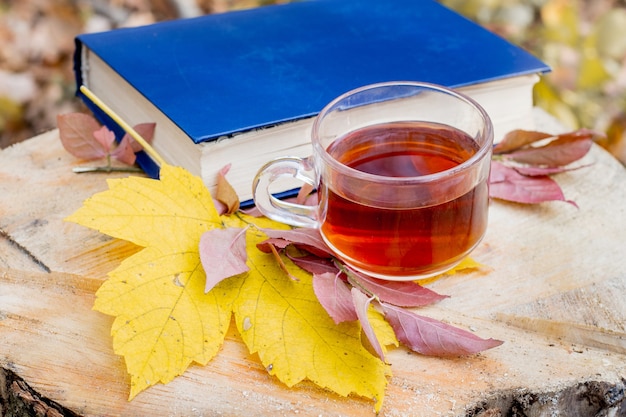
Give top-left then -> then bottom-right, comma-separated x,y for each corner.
73,38 -> 161,179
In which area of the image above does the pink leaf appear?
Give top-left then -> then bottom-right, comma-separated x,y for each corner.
258,227 -> 333,258
288,254 -> 339,275
200,227 -> 249,293
257,238 -> 292,253
511,164 -> 591,177
505,134 -> 593,167
382,303 -> 503,356
351,288 -> 385,360
348,269 -> 448,307
57,113 -> 107,160
111,135 -> 137,165
489,161 -> 577,206
126,122 -> 156,152
93,125 -> 116,153
312,272 -> 357,324
493,130 -> 554,154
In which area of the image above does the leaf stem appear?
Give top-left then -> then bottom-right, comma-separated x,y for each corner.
335,260 -> 377,299
73,165 -> 144,174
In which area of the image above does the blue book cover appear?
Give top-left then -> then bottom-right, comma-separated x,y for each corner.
75,0 -> 548,144
74,0 -> 548,206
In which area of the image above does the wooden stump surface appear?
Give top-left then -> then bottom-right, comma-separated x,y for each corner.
1,122 -> 626,416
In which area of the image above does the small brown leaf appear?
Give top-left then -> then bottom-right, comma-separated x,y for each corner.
216,164 -> 240,214
494,129 -> 554,154
506,134 -> 593,167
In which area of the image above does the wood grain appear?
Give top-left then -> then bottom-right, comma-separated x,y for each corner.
1,125 -> 625,416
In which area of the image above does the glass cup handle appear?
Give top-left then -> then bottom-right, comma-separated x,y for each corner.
252,156 -> 319,228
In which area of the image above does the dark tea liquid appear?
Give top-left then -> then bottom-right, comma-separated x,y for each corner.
320,121 -> 488,277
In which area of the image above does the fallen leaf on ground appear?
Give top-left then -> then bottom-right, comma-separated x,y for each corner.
381,303 -> 504,356
489,128 -> 597,205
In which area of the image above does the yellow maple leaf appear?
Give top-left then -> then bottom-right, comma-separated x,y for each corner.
226,217 -> 389,411
67,163 -> 389,411
67,164 -> 236,398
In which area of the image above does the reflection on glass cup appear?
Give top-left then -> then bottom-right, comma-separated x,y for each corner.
253,82 -> 493,280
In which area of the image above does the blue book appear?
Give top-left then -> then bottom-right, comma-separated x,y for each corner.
74,0 -> 549,205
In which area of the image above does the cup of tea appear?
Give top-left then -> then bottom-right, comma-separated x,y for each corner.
252,82 -> 493,280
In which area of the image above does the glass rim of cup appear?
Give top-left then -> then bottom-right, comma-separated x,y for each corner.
310,80 -> 494,185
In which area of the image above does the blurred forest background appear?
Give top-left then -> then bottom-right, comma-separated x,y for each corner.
1,0 -> 625,163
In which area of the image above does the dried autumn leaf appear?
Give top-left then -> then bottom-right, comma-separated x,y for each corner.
351,288 -> 385,361
489,161 -> 577,206
512,164 -> 589,176
347,269 -> 448,308
259,227 -> 333,258
127,123 -> 156,153
288,254 -> 338,275
110,134 -> 137,165
200,227 -> 249,293
216,164 -> 240,214
493,129 -> 553,154
66,164 -> 229,399
57,112 -> 106,160
93,125 -> 116,151
381,303 -> 503,356
57,113 -> 156,165
111,122 -> 157,165
313,271 -> 358,324
505,132 -> 593,167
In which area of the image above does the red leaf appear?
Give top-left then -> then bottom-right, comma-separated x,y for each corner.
258,227 -> 333,258
351,288 -> 385,360
288,254 -> 339,275
348,269 -> 448,307
493,129 -> 554,154
312,272 -> 357,324
256,237 -> 292,253
511,164 -> 591,177
506,135 -> 593,167
200,227 -> 249,293
111,135 -> 137,165
489,161 -> 577,206
381,303 -> 503,356
92,125 -> 116,152
126,122 -> 156,152
57,113 -> 107,160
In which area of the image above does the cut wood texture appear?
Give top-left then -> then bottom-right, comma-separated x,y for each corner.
1,115 -> 626,416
